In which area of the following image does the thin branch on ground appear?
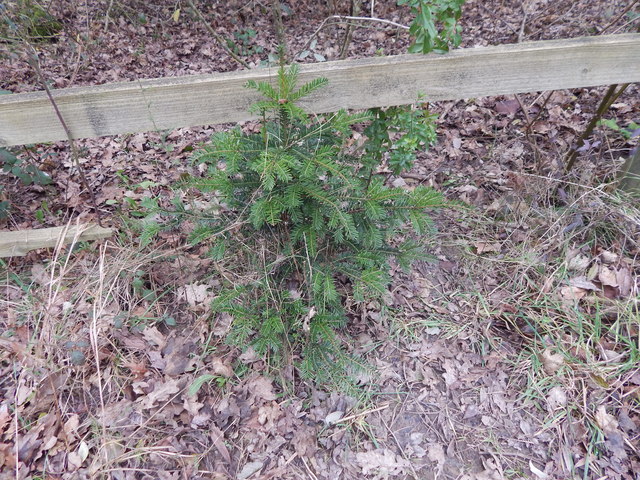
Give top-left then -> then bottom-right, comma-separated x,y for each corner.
340,0 -> 361,59
599,0 -> 639,34
518,4 -> 528,42
104,0 -> 115,32
513,93 -> 547,172
564,83 -> 630,173
28,48 -> 103,226
186,0 -> 251,69
271,0 -> 288,65
294,14 -> 408,60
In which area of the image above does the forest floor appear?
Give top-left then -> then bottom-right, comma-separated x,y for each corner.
1,1 -> 640,479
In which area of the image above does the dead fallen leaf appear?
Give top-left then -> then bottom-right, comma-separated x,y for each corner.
246,376 -> 277,402
617,267 -> 633,297
546,386 -> 567,411
595,405 -> 618,433
142,325 -> 166,350
540,349 -> 564,375
474,242 -> 502,254
598,266 -> 618,288
209,357 -> 234,378
139,377 -> 181,410
178,283 -> 213,311
356,448 -> 409,477
238,461 -> 263,480
209,425 -> 231,464
495,99 -> 520,115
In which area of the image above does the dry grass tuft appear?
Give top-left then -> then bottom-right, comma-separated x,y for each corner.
440,173 -> 640,476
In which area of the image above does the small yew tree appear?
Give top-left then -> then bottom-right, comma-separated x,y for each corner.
147,66 -> 446,386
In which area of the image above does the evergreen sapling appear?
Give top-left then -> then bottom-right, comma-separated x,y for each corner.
146,65 -> 447,387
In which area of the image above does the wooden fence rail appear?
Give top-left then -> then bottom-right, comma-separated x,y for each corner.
0,224 -> 113,258
1,34 -> 639,258
1,34 -> 639,147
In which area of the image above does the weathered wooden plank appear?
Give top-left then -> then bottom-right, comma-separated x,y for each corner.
1,34 -> 639,147
0,224 -> 113,258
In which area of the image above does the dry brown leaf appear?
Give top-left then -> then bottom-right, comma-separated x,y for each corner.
546,386 -> 567,411
142,325 -> 166,349
139,377 -> 181,410
246,376 -> 277,402
474,242 -> 502,254
617,267 -> 633,297
598,266 -> 618,288
356,448 -> 409,477
209,425 -> 231,464
595,405 -> 618,433
178,283 -> 213,311
0,405 -> 10,435
540,349 -> 564,375
209,357 -> 234,377
559,286 -> 587,303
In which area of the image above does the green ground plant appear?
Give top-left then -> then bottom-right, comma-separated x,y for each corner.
0,146 -> 52,219
143,65 -> 446,387
225,27 -> 264,57
398,0 -> 465,54
0,0 -> 62,43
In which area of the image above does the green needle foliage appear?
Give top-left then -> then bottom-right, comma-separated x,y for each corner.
145,65 -> 447,388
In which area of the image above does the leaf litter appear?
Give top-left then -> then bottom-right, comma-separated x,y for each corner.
2,0 -> 640,479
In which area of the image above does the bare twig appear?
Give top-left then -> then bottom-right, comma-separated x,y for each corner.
477,4 -> 519,36
600,0 -> 639,34
333,14 -> 409,30
295,14 -> 408,60
340,0 -> 361,59
28,49 -> 103,226
518,4 -> 528,42
564,83 -> 630,173
514,93 -> 547,172
271,0 -> 287,65
104,0 -> 115,32
186,0 -> 251,69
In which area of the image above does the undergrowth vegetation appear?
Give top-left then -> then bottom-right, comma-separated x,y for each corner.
142,65 -> 447,388
441,176 -> 640,477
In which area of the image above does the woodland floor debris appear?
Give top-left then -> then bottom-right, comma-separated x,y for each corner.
1,0 -> 639,478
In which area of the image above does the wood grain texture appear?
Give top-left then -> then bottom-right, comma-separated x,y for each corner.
1,34 -> 639,147
0,224 -> 113,257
